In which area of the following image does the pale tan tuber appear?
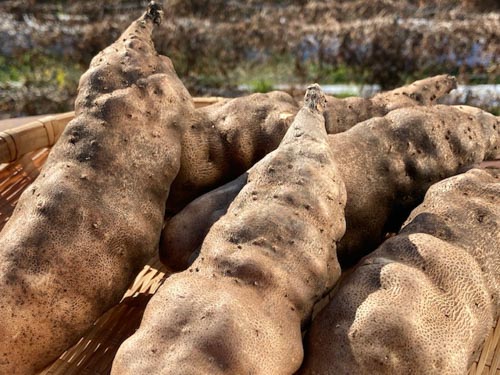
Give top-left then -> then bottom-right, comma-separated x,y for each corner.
112,85 -> 347,374
301,167 -> 500,375
333,104 -> 499,265
161,104 -> 499,269
0,3 -> 192,373
324,74 -> 457,133
166,91 -> 298,213
166,75 -> 458,213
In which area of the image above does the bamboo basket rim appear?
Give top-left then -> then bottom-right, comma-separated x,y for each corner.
0,107 -> 497,374
0,96 -> 225,166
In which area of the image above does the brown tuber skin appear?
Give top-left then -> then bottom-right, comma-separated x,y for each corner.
166,91 -> 298,213
160,75 -> 461,271
165,74 -> 457,214
301,167 -> 500,375
0,3 -> 193,374
162,173 -> 248,270
161,104 -> 499,270
111,85 -> 347,374
324,74 -> 457,133
333,104 -> 500,265
0,5 -> 469,374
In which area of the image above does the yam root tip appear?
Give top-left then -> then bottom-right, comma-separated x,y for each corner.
145,1 -> 163,25
304,83 -> 326,113
448,74 -> 458,90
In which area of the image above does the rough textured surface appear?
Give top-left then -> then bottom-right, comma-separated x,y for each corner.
111,85 -> 347,374
324,75 -> 457,133
160,103 -> 499,270
0,5 -> 193,374
333,104 -> 500,265
162,173 -> 248,270
166,75 -> 456,213
166,91 -> 298,213
301,167 -> 500,375
160,75 -> 461,270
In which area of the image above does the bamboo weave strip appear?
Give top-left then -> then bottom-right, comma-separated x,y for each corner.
39,258 -> 172,375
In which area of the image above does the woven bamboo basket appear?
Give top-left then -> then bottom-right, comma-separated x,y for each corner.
0,103 -> 498,374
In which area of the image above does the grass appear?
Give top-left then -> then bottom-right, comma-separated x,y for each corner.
249,79 -> 275,93
0,51 -> 368,97
0,52 -> 83,90
232,55 -> 297,89
231,54 -> 366,94
1,51 -> 497,115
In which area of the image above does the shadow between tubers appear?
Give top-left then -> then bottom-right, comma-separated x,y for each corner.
112,85 -> 347,374
162,104 -> 500,270
301,167 -> 500,375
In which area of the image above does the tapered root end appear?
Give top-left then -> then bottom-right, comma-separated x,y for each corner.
304,83 -> 327,113
447,75 -> 458,90
145,1 -> 163,25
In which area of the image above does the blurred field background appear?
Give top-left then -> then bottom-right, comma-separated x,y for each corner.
0,0 -> 498,119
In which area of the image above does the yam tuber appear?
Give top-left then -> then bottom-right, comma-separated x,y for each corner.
324,74 -> 457,133
162,173 -> 248,270
111,85 -> 347,374
161,105 -> 499,270
160,75 -> 461,270
301,167 -> 500,375
0,3 -> 191,373
165,74 -> 457,213
333,104 -> 499,265
166,91 -> 298,213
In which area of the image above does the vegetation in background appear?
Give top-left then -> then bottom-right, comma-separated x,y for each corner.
0,52 -> 83,89
0,0 -> 498,117
0,52 -> 84,118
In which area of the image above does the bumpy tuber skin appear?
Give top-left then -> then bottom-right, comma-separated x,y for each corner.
333,104 -> 499,265
371,74 -> 458,109
111,85 -> 347,374
164,75 -> 456,213
160,104 -> 499,270
166,91 -> 298,213
161,173 -> 248,270
301,167 -> 500,375
160,76 -> 460,270
324,74 -> 457,133
0,4 -> 192,374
